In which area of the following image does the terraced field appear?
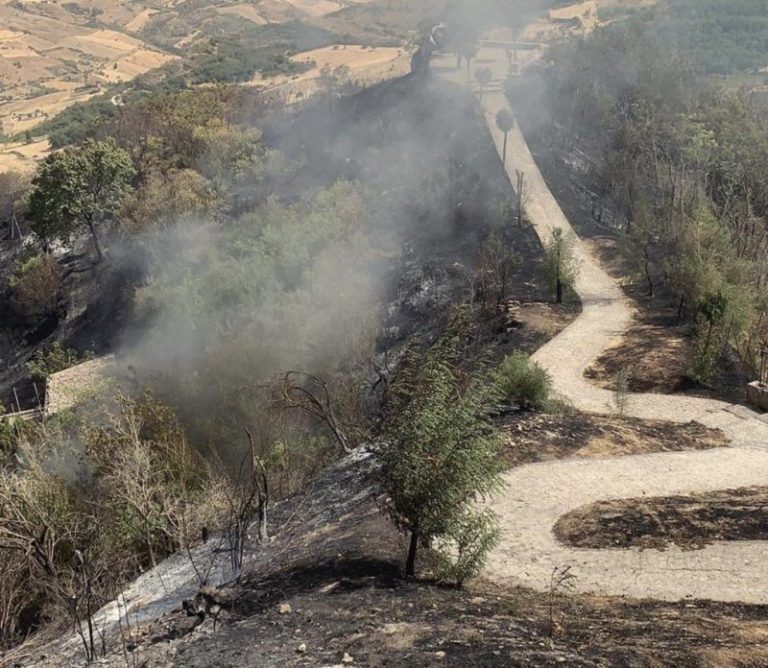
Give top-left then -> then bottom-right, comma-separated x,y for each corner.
0,0 -> 388,169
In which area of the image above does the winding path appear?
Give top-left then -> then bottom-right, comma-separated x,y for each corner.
436,45 -> 768,602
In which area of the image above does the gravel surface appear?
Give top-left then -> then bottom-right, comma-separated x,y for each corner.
437,44 -> 768,603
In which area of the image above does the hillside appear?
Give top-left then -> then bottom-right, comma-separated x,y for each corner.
3,2 -> 768,666
0,4 -> 175,137
12,441 -> 768,668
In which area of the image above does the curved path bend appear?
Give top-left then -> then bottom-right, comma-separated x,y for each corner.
436,46 -> 768,602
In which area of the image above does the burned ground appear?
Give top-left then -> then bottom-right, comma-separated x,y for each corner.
15,440 -> 768,668
501,412 -> 728,467
555,486 -> 768,551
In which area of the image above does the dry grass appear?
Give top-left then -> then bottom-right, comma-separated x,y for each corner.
124,8 -> 158,33
249,44 -> 411,103
0,0 -> 394,160
0,9 -> 175,137
0,138 -> 49,172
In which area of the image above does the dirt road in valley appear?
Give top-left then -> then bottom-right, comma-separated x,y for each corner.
435,44 -> 768,602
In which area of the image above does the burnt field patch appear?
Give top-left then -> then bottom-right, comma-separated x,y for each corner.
555,487 -> 768,551
501,412 -> 728,468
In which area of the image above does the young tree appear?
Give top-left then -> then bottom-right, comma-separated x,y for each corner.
543,227 -> 578,304
475,67 -> 492,101
458,43 -> 478,82
476,231 -> 519,311
495,109 -> 515,166
26,139 -> 135,262
380,326 -> 504,580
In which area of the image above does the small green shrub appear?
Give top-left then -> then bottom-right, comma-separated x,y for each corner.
10,254 -> 62,320
26,342 -> 92,382
613,367 -> 632,416
543,228 -> 579,304
436,508 -> 499,588
495,351 -> 552,410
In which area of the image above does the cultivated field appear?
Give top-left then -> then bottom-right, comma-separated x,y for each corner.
0,4 -> 176,138
0,137 -> 49,172
251,44 -> 411,101
0,0 -> 656,172
0,0 -> 391,169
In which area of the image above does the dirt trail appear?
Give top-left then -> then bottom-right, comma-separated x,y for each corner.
435,44 -> 768,602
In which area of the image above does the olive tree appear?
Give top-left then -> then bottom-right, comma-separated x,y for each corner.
379,327 -> 504,581
27,139 -> 135,262
543,227 -> 579,304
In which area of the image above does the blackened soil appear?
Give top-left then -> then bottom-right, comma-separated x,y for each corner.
555,487 -> 768,551
502,412 -> 727,467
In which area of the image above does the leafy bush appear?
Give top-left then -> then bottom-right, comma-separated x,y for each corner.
84,392 -> 228,568
380,321 -> 504,579
0,394 -> 230,649
35,96 -> 119,149
543,227 -> 578,304
436,508 -> 499,587
26,342 -> 92,382
9,253 -> 62,320
494,351 -> 552,410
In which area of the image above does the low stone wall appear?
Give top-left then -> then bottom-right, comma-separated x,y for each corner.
747,381 -> 768,412
45,355 -> 115,416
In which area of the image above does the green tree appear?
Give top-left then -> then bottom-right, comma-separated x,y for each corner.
380,331 -> 504,580
27,139 -> 135,262
543,228 -> 578,304
495,109 -> 515,166
26,342 -> 92,382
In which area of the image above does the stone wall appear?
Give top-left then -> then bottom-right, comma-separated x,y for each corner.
747,381 -> 768,412
45,355 -> 115,416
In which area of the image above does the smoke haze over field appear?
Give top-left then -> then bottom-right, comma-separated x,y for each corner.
115,70 -> 522,455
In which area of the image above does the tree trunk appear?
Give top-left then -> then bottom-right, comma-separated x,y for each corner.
677,296 -> 686,324
257,478 -> 268,544
406,531 -> 418,577
644,250 -> 654,297
502,133 -> 508,166
86,220 -> 103,262
556,277 -> 563,305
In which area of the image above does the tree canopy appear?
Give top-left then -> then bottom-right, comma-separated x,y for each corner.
26,139 -> 135,261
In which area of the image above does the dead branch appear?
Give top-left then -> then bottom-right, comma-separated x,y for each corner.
277,371 -> 353,454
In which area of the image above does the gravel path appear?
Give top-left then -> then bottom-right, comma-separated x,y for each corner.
437,46 -> 768,602
487,446 -> 768,603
